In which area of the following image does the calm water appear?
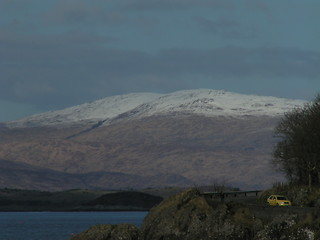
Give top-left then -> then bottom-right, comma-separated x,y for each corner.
0,211 -> 148,240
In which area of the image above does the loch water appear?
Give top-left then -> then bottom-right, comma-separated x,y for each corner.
0,211 -> 148,240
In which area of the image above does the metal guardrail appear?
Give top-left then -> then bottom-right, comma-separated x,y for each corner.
201,190 -> 262,201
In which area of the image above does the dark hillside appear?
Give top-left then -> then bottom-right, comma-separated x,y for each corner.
0,188 -> 162,211
86,191 -> 163,210
0,114 -> 283,190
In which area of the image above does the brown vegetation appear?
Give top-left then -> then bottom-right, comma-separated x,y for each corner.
0,114 -> 283,190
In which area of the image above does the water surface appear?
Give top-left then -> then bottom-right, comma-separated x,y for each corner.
0,211 -> 147,240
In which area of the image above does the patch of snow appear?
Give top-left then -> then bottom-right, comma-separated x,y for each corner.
6,89 -> 307,128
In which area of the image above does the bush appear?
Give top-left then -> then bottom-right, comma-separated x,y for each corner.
260,183 -> 320,207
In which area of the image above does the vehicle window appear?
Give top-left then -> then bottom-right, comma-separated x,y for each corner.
277,196 -> 287,200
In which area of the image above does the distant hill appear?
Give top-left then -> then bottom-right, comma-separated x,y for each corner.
0,188 -> 163,211
0,89 -> 306,190
85,191 -> 163,210
0,159 -> 193,191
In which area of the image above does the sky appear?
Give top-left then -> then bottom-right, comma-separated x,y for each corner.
0,0 -> 319,122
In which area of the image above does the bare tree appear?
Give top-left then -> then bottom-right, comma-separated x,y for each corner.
273,95 -> 320,191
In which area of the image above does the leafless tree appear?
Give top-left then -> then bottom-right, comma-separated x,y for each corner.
273,94 -> 320,191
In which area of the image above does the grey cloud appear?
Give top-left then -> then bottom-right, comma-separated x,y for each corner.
193,16 -> 259,40
123,0 -> 234,11
1,23 -> 319,110
0,30 -> 114,50
43,0 -> 128,26
124,0 -> 187,11
192,16 -> 253,39
2,32 -> 319,80
156,47 -> 320,79
193,17 -> 240,31
245,0 -> 270,11
0,0 -> 37,12
0,29 -> 116,107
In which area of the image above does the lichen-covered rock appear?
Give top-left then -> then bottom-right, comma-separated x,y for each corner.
254,214 -> 315,240
139,188 -> 255,240
69,223 -> 139,240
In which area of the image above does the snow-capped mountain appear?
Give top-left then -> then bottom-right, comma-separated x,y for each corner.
1,89 -> 307,190
7,89 -> 306,128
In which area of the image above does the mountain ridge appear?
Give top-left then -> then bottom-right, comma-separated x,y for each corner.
5,89 -> 306,128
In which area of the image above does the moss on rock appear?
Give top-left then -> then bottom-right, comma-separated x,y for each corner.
254,214 -> 315,240
139,188 -> 254,240
69,223 -> 139,240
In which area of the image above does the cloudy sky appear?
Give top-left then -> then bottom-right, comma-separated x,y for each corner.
1,0 -> 319,122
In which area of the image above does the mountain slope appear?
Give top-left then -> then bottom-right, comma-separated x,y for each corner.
1,115 -> 283,190
0,159 -> 193,190
0,89 -> 307,190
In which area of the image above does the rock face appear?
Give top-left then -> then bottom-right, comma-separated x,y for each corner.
69,224 -> 139,240
71,189 -> 318,240
255,214 -> 315,240
139,189 -> 254,240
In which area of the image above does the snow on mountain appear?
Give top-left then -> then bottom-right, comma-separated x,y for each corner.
6,92 -> 161,128
118,89 -> 306,119
6,89 -> 306,128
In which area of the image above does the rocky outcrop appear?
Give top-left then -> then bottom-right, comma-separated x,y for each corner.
69,224 -> 139,240
139,189 -> 254,240
70,189 -> 319,240
255,214 -> 315,240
